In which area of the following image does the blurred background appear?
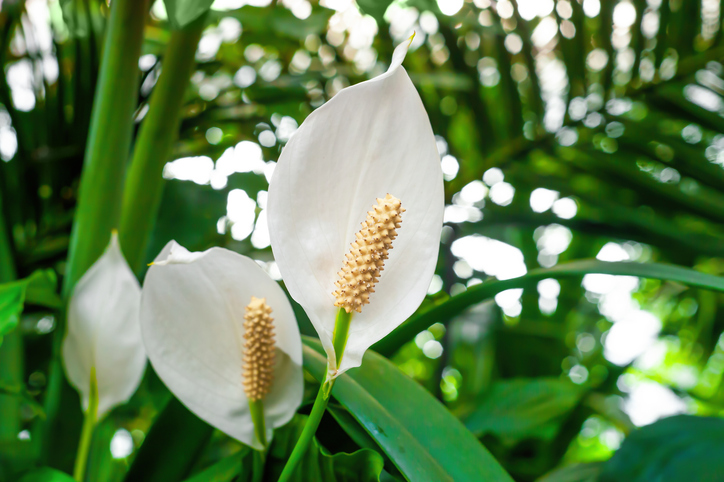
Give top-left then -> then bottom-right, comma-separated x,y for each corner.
2,0 -> 724,480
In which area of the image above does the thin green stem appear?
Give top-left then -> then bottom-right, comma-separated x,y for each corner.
277,308 -> 350,480
73,368 -> 98,482
248,398 -> 267,448
119,14 -> 206,272
332,308 -> 353,370
0,188 -> 21,442
252,449 -> 266,482
63,0 -> 150,298
277,381 -> 331,482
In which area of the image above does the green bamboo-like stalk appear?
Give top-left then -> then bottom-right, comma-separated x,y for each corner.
62,0 -> 150,298
119,15 -> 206,272
0,189 -> 21,442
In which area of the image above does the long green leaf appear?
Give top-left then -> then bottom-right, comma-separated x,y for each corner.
63,0 -> 150,297
374,260 -> 724,356
120,14 -> 206,272
303,337 -> 514,482
0,270 -> 61,345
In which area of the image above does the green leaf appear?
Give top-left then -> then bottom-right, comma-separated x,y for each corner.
600,415 -> 724,482
123,398 -> 213,482
163,0 -> 214,29
375,260 -> 724,356
302,337 -> 514,482
0,270 -> 60,345
266,414 -> 384,482
462,378 -> 586,443
182,451 -> 249,482
17,467 -> 75,482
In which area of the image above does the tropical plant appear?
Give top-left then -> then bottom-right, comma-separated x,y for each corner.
2,0 -> 724,480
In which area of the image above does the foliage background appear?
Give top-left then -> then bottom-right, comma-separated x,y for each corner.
2,0 -> 724,480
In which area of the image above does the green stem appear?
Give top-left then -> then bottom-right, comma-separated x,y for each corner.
0,188 -> 21,442
277,308 -> 350,480
62,0 -> 150,298
276,381 -> 331,482
119,14 -> 207,272
332,308 -> 352,370
252,449 -> 266,482
248,398 -> 267,448
73,368 -> 98,482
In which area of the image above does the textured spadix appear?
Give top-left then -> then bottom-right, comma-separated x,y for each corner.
267,39 -> 444,377
140,242 -> 303,450
333,194 -> 405,314
243,296 -> 276,402
62,233 -> 146,419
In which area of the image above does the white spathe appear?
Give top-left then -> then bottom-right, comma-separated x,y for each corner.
267,39 -> 444,377
62,233 -> 146,419
140,242 -> 303,450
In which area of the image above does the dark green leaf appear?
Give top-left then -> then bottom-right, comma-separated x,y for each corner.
182,451 -> 249,482
266,414 -> 384,482
462,378 -> 586,443
123,398 -> 213,482
163,0 -> 214,29
600,415 -> 724,482
375,260 -> 724,356
303,338 -> 514,482
0,270 -> 60,345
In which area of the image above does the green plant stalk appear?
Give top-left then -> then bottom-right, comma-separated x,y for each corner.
119,14 -> 206,272
252,449 -> 266,482
277,308 -> 352,481
249,398 -> 267,449
73,368 -> 98,482
0,189 -> 21,441
63,0 -> 150,298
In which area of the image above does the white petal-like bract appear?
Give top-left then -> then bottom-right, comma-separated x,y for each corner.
140,242 -> 303,450
62,233 -> 146,419
267,39 -> 444,375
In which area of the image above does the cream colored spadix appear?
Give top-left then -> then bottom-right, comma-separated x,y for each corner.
243,296 -> 276,402
267,38 -> 444,377
140,241 -> 303,450
333,194 -> 405,314
62,232 -> 146,419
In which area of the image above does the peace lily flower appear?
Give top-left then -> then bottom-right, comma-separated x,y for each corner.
62,232 -> 146,480
140,241 -> 303,450
62,232 -> 146,420
267,37 -> 444,378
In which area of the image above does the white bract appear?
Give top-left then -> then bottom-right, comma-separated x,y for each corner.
62,233 -> 146,419
140,242 -> 303,450
267,39 -> 444,377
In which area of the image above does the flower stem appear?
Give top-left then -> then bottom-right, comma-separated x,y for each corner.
277,308 -> 349,480
73,368 -> 99,481
332,308 -> 353,369
252,449 -> 266,482
249,398 -> 267,449
276,381 -> 331,482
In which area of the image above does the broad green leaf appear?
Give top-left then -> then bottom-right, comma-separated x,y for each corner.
600,415 -> 724,482
303,337 -> 514,482
182,450 -> 250,482
0,270 -> 61,345
462,378 -> 586,443
266,414 -> 384,482
163,0 -> 213,29
17,467 -> 75,482
123,398 -> 213,482
375,260 -> 724,356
